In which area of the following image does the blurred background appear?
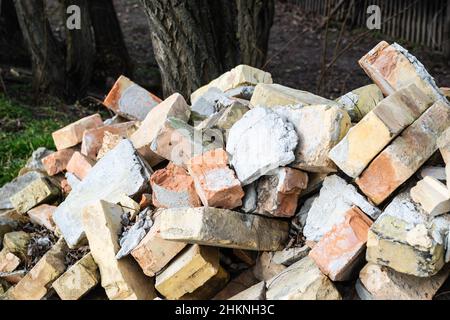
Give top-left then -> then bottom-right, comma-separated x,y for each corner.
0,0 -> 449,186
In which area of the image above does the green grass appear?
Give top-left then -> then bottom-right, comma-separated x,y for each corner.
0,93 -> 72,186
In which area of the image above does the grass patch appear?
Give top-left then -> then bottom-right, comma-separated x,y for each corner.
0,93 -> 72,186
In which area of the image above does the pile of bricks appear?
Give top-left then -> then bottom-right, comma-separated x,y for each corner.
1,40 -> 450,300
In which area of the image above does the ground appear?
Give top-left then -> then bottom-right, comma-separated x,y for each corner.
0,0 -> 448,186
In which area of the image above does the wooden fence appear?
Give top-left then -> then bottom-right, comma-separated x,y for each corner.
289,0 -> 450,55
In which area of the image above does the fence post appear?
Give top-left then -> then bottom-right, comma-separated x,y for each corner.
445,0 -> 450,57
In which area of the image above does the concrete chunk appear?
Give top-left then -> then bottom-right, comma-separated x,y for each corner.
226,107 -> 298,185
52,253 -> 100,300
330,84 -> 433,178
303,175 -> 380,242
10,178 -> 60,214
155,244 -> 219,300
356,101 -> 450,205
159,207 -> 289,251
53,139 -> 152,248
103,75 -> 162,121
265,256 -> 341,300
52,114 -> 103,150
82,200 -> 156,300
273,104 -> 351,173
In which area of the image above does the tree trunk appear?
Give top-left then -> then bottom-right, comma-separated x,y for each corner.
13,0 -> 66,98
0,0 -> 29,65
236,0 -> 274,68
88,0 -> 131,88
62,0 -> 95,99
140,0 -> 275,98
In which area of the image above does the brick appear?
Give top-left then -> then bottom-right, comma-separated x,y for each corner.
130,93 -> 190,167
155,244 -> 220,300
358,263 -> 450,300
271,245 -> 311,266
139,193 -> 152,210
255,167 -> 308,218
191,65 -> 272,104
2,231 -> 31,262
252,252 -> 286,281
0,171 -> 46,211
82,200 -> 156,300
226,107 -> 298,185
181,266 -> 229,300
366,191 -> 449,277
309,207 -> 373,281
27,204 -> 57,231
411,176 -> 450,216
150,163 -> 201,209
81,121 -> 136,160
420,166 -> 446,181
438,127 -> 450,164
10,178 -> 60,214
52,114 -> 103,150
335,84 -> 384,122
0,250 -> 20,273
356,101 -> 450,205
330,84 -> 433,178
273,104 -> 351,173
52,253 -> 100,300
53,139 -> 152,248
41,148 -> 75,176
103,75 -> 162,121
7,239 -> 68,300
303,175 -> 380,242
159,207 -> 289,251
66,152 -> 95,180
187,149 -> 244,209
359,41 -> 447,103
265,256 -> 341,300
96,132 -> 123,160
131,214 -> 187,277
250,83 -> 339,108
150,117 -> 223,168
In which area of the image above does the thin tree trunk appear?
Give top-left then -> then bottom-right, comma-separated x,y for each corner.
13,0 -> 66,98
0,0 -> 29,65
62,0 -> 95,99
236,0 -> 274,68
88,0 -> 131,87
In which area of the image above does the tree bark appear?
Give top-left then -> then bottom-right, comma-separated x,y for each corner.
0,0 -> 29,65
62,0 -> 95,98
140,0 -> 274,98
13,0 -> 66,98
88,0 -> 131,88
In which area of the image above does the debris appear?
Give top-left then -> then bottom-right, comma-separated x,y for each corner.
82,200 -> 155,300
27,204 -> 57,232
103,75 -> 162,121
66,151 -> 95,180
187,149 -> 244,209
229,281 -> 266,300
52,114 -> 103,150
155,245 -> 220,300
10,178 -> 60,214
226,107 -> 298,185
52,253 -> 99,300
159,207 -> 289,251
335,84 -> 384,122
411,176 -> 450,216
0,171 -> 46,211
150,163 -> 201,208
53,139 -> 152,248
330,84 -> 433,178
41,148 -> 76,176
252,252 -> 286,281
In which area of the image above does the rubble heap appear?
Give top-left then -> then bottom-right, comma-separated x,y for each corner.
1,42 -> 450,300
